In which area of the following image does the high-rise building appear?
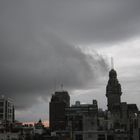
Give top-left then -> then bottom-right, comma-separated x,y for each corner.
0,95 -> 15,123
106,69 -> 122,111
49,91 -> 70,131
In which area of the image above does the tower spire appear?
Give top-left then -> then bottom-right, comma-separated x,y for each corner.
61,84 -> 63,91
106,59 -> 122,111
111,57 -> 114,69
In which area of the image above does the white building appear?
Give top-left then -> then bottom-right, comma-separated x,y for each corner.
0,95 -> 15,123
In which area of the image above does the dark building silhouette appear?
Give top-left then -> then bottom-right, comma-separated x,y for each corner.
106,68 -> 139,140
49,91 -> 70,131
106,69 -> 122,111
49,67 -> 140,140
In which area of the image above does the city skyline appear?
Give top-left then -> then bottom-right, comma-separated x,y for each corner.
1,0 -> 140,122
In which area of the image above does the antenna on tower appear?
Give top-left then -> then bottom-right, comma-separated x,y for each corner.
111,57 -> 114,69
61,84 -> 64,91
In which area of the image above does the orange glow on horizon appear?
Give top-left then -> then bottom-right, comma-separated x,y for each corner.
23,120 -> 49,127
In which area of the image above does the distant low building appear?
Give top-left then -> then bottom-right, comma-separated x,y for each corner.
34,119 -> 45,135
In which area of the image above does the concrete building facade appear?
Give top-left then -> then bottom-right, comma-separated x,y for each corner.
65,100 -> 98,140
0,96 -> 15,123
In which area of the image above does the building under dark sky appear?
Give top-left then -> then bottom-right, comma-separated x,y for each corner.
49,91 -> 70,131
49,68 -> 140,140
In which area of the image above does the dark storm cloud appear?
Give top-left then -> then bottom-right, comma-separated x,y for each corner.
0,19 -> 108,109
1,0 -> 140,110
1,0 -> 140,44
1,29 -> 108,108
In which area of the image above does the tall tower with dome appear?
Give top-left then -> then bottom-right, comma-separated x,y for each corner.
106,66 -> 122,111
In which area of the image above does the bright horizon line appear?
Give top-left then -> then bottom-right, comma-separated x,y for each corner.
22,120 -> 49,127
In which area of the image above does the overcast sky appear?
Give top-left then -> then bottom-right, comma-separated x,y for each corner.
1,0 -> 140,122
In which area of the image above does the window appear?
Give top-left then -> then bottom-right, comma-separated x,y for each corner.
75,134 -> 83,140
98,134 -> 105,140
0,114 -> 3,119
0,102 -> 4,106
88,134 -> 92,138
0,108 -> 4,113
107,135 -> 114,140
